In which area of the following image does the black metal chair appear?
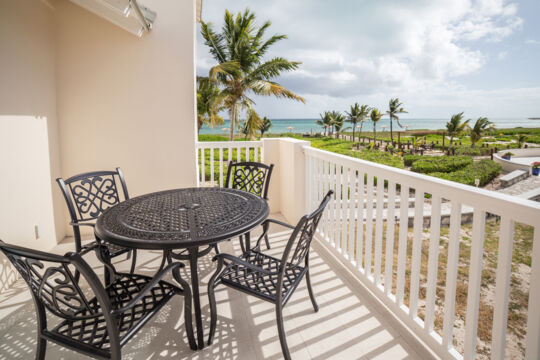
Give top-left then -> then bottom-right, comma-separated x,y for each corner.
207,190 -> 333,360
0,240 -> 196,359
225,161 -> 274,250
57,168 -> 136,275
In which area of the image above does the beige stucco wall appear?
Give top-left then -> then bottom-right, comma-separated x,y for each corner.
0,0 -> 65,243
54,0 -> 198,235
1,0 -> 198,241
0,116 -> 58,251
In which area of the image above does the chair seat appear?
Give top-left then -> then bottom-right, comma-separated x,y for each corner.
50,273 -> 178,352
218,250 -> 306,303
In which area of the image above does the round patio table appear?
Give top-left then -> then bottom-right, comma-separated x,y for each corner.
95,187 -> 269,350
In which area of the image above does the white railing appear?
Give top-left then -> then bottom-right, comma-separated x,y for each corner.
304,145 -> 540,360
196,141 -> 263,187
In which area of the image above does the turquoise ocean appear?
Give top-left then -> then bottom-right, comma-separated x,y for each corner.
200,118 -> 539,135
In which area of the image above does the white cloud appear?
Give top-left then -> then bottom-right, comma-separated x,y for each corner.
197,0 -> 527,116
497,51 -> 508,60
525,39 -> 540,45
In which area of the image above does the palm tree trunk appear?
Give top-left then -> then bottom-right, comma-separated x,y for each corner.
373,126 -> 377,144
360,122 -> 363,137
352,123 -> 356,142
229,105 -> 236,141
390,117 -> 393,143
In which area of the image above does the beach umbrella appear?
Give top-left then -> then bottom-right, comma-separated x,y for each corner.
287,126 -> 295,132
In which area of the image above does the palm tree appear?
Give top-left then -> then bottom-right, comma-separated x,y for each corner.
201,9 -> 305,141
446,112 -> 470,148
242,108 -> 262,140
259,116 -> 272,138
330,111 -> 347,139
196,76 -> 224,132
370,108 -> 383,143
469,117 -> 492,147
316,112 -> 331,136
386,98 -> 407,143
516,134 -> 528,148
345,103 -> 364,142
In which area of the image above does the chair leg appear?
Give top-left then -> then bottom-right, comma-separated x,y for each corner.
276,302 -> 291,360
264,233 -> 271,249
207,257 -> 224,345
35,336 -> 46,360
239,235 -> 246,253
305,269 -> 319,312
129,249 -> 137,274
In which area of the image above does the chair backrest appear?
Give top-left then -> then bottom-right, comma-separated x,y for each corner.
57,168 -> 129,251
280,190 -> 333,271
0,241 -> 111,323
225,161 -> 274,199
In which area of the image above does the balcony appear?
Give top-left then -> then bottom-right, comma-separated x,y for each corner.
1,1 -> 540,359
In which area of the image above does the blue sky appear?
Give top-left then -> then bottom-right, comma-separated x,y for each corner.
196,0 -> 540,119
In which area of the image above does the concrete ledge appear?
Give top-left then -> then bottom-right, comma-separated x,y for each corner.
500,169 -> 529,188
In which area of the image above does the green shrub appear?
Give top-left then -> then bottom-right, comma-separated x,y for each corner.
349,149 -> 404,169
411,156 -> 473,174
403,154 -> 423,166
430,159 -> 501,186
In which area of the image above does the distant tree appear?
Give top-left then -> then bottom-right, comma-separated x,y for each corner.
386,98 -> 407,143
259,116 -> 272,138
201,9 -> 305,141
242,108 -> 262,140
446,112 -> 470,148
196,76 -> 224,132
469,117 -> 492,147
330,111 -> 347,139
370,108 -> 383,143
316,112 -> 332,136
345,103 -> 370,142
516,134 -> 528,148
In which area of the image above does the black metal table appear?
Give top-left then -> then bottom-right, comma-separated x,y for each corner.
95,187 -> 269,350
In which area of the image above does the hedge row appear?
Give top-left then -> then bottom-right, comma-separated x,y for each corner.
411,156 -> 473,174
429,159 -> 501,186
403,154 -> 423,166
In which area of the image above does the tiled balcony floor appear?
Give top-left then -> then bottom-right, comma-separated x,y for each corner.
0,213 -> 436,359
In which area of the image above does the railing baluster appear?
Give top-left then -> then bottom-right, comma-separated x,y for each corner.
341,166 -> 349,255
336,164 -> 343,252
200,147 -> 205,186
396,185 -> 409,306
330,162 -> 336,247
442,201 -> 462,350
246,146 -> 250,162
357,171 -> 365,271
365,174 -> 374,277
306,154 -> 312,214
219,148 -> 223,187
463,209 -> 486,359
374,176 -> 384,286
409,190 -> 425,319
491,217 -> 515,360
526,227 -> 540,360
424,195 -> 442,333
347,167 -> 355,261
384,181 -> 396,296
322,160 -> 328,240
210,148 -> 215,187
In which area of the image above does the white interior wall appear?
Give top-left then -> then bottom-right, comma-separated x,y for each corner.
55,0 -> 198,234
0,0 -> 65,244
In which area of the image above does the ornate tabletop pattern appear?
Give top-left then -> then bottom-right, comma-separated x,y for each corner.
95,188 -> 269,249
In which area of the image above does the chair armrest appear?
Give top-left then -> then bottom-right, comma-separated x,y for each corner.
69,222 -> 96,228
213,253 -> 275,276
263,218 -> 295,230
253,218 -> 295,250
79,242 -> 101,256
111,262 -> 185,316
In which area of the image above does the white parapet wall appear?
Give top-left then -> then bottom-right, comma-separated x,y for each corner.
494,148 -> 540,173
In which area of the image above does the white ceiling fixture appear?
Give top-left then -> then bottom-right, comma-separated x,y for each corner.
70,0 -> 156,37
